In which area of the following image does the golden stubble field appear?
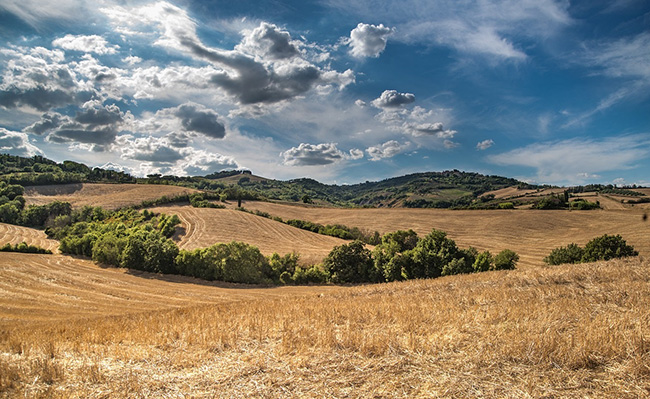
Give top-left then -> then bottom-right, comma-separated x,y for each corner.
235,200 -> 650,268
1,254 -> 649,398
24,183 -> 198,210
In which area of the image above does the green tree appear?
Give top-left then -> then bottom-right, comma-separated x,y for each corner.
324,240 -> 373,283
543,243 -> 584,265
407,229 -> 460,279
581,234 -> 638,262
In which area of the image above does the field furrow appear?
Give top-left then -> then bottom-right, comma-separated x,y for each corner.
150,205 -> 348,264
0,223 -> 59,252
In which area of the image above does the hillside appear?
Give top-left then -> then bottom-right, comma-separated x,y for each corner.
234,201 -> 650,268
149,205 -> 349,265
1,255 -> 648,397
0,223 -> 59,253
24,183 -> 199,210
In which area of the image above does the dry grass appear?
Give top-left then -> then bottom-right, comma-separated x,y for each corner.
1,256 -> 649,398
0,223 -> 59,253
24,183 -> 198,210
236,201 -> 650,268
149,205 -> 349,265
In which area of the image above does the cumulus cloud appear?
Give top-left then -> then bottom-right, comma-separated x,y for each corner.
366,140 -> 409,161
325,0 -> 571,61
171,149 -> 238,176
488,135 -> 650,184
174,103 -> 226,139
476,139 -> 495,150
53,34 -> 120,55
0,46 -> 95,111
236,22 -> 300,60
118,135 -> 186,164
103,2 -> 353,108
349,23 -> 394,58
0,128 -> 42,157
281,142 -> 362,166
23,112 -> 65,135
371,90 -> 415,108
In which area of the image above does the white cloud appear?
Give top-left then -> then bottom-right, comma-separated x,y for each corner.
489,135 -> 650,184
281,142 -> 362,166
0,128 -> 42,157
371,90 -> 415,108
349,23 -> 394,58
53,34 -> 120,55
0,0 -> 97,27
366,140 -> 409,161
325,0 -> 571,61
476,139 -> 494,150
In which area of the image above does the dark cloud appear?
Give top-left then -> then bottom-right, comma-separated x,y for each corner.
165,132 -> 192,148
371,90 -> 415,108
47,126 -> 117,145
0,86 -> 93,112
0,128 -> 42,157
174,103 -> 226,139
74,103 -> 123,127
281,143 -> 345,166
23,112 -> 65,135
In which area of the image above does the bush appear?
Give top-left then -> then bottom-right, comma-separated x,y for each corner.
472,251 -> 493,272
493,249 -> 519,270
543,243 -> 584,265
407,230 -> 460,279
581,234 -> 638,262
0,242 -> 52,254
498,202 -> 515,209
292,265 -> 329,284
570,199 -> 600,210
544,234 -> 638,265
323,240 -> 373,283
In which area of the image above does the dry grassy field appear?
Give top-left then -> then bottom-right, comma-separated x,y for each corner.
149,205 -> 348,265
0,223 -> 59,253
1,254 -> 648,398
234,201 -> 650,268
24,183 -> 198,209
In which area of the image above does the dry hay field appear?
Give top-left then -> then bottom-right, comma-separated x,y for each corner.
148,205 -> 348,265
24,183 -> 198,209
233,201 -> 650,269
0,223 -> 59,253
1,254 -> 649,398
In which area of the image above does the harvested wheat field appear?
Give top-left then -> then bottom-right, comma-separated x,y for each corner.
236,201 -> 650,268
24,183 -> 198,209
149,205 -> 349,265
0,252 -> 341,324
1,256 -> 649,398
0,223 -> 59,253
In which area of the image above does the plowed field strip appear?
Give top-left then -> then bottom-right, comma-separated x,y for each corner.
150,205 -> 348,264
0,223 -> 59,252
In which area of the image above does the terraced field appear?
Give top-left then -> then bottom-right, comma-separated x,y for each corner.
149,205 -> 348,265
24,183 -> 198,209
0,223 -> 59,253
235,201 -> 650,268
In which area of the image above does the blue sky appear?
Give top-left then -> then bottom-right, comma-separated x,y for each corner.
0,0 -> 648,185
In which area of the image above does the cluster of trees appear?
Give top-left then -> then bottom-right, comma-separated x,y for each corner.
285,219 -> 381,244
567,184 -> 645,196
0,242 -> 52,254
0,182 -> 74,228
544,234 -> 638,265
0,155 -> 135,185
324,229 -> 519,284
569,199 -> 600,210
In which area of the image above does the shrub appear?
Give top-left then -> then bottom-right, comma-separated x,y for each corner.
498,202 -> 515,209
570,199 -> 600,210
292,265 -> 329,284
543,243 -> 584,265
472,251 -> 493,272
323,240 -> 373,283
217,241 -> 268,284
493,249 -> 519,270
0,242 -> 52,254
581,234 -> 638,262
407,230 -> 460,279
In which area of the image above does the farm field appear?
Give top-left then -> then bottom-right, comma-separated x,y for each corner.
0,223 -> 59,253
233,201 -> 650,268
23,183 -> 198,209
149,205 -> 349,265
1,254 -> 648,398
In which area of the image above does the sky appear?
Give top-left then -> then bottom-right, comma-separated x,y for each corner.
0,0 -> 648,186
